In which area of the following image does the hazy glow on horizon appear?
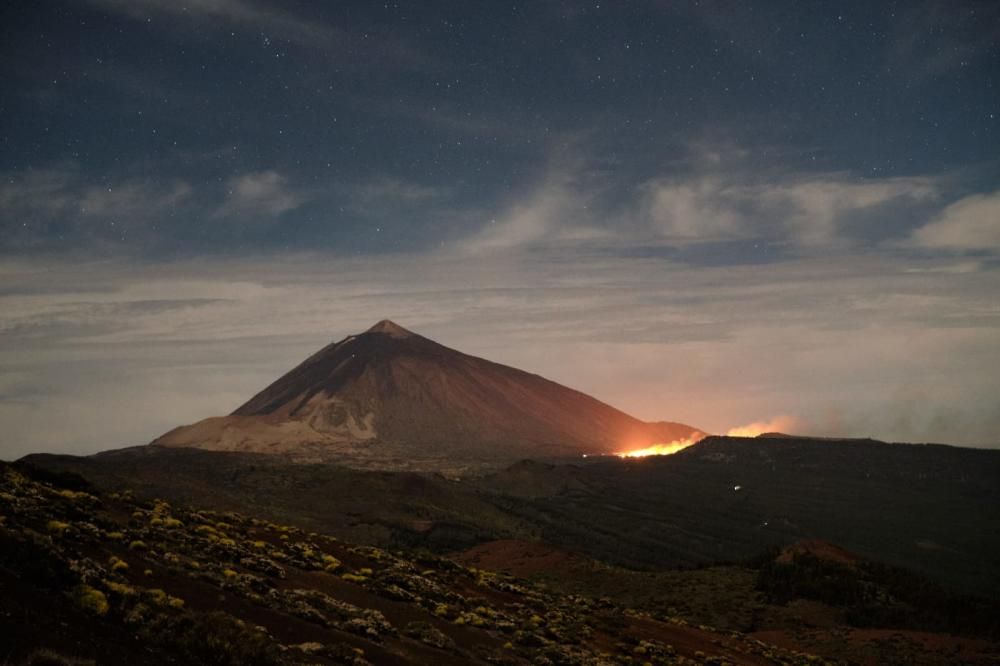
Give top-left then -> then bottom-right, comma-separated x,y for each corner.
725,416 -> 801,438
617,435 -> 703,458
616,415 -> 803,458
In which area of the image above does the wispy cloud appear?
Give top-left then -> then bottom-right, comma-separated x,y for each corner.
452,141 -> 944,253
343,177 -> 451,220
80,181 -> 192,218
0,165 -> 193,248
82,0 -> 431,69
457,164 -> 604,254
216,170 -> 308,218
910,190 -> 1000,251
86,0 -> 344,50
634,140 -> 941,246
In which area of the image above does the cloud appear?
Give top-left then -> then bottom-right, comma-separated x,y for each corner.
86,0 -> 342,50
450,140 -> 944,254
910,191 -> 1000,251
82,0 -> 430,68
0,167 -> 78,217
0,166 -> 193,248
640,172 -> 939,246
342,177 -> 452,224
80,181 -> 192,218
1,247 -> 998,458
640,176 -> 742,240
458,161 -> 610,255
216,171 -> 307,218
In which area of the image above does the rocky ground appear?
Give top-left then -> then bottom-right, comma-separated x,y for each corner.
1,462 -> 832,665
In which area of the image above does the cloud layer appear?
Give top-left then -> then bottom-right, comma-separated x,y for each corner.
2,246 -> 998,459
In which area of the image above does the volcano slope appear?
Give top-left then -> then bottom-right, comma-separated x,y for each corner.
1,460 -> 823,666
151,320 -> 702,471
24,435 -> 1000,598
11,440 -> 1000,665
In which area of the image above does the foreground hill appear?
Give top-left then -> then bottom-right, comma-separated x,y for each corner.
454,538 -> 1000,664
24,435 -> 1000,597
0,461 -> 821,665
152,320 -> 702,469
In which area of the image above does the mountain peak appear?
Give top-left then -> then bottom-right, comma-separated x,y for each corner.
366,319 -> 413,338
155,318 -> 703,467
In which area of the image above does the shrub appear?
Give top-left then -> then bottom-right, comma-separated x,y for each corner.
341,573 -> 367,583
322,554 -> 341,572
150,610 -> 282,666
195,524 -> 218,537
105,580 -> 136,597
128,540 -> 148,551
73,584 -> 109,616
109,556 -> 129,572
46,520 -> 70,534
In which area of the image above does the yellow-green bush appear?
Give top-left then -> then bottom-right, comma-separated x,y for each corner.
144,588 -> 181,607
74,584 -> 109,616
105,580 -> 136,597
109,555 -> 129,572
128,540 -> 148,551
46,520 -> 70,534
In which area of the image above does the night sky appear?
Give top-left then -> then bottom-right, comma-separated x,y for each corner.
2,1 -> 999,458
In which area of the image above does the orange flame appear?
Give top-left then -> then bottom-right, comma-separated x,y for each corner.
616,434 -> 701,458
725,415 -> 798,438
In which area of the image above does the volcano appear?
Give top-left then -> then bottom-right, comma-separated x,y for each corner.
153,320 -> 703,466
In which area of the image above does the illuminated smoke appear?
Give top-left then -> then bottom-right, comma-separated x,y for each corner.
725,415 -> 799,437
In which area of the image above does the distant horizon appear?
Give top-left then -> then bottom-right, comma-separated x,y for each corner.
3,313 -> 998,462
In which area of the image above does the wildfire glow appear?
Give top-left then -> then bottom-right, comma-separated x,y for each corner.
615,414 -> 801,458
617,435 -> 701,458
725,415 -> 799,438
